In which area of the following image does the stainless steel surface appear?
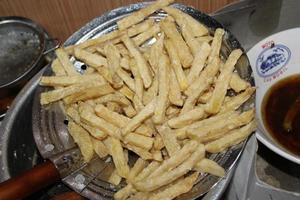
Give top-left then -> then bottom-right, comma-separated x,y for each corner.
213,0 -> 300,51
31,2 -> 254,200
0,17 -> 45,88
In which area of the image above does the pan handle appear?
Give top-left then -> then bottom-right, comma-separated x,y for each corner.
52,191 -> 86,200
0,160 -> 60,200
43,38 -> 61,55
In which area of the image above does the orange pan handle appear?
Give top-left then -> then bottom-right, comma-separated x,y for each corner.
0,160 -> 60,200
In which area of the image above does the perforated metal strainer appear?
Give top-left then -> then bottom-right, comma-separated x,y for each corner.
32,2 -> 254,200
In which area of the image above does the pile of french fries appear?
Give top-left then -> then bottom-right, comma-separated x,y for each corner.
39,0 -> 256,199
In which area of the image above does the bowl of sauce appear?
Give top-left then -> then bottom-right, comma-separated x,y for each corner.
262,75 -> 300,156
248,28 -> 300,164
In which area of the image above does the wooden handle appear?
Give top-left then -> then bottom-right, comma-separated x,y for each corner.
52,191 -> 86,200
0,160 -> 60,200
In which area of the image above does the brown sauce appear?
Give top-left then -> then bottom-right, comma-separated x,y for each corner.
262,74 -> 300,156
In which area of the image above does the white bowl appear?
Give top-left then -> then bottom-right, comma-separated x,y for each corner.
247,28 -> 300,164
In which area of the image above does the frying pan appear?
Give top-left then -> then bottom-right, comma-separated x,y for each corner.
0,2 -> 254,200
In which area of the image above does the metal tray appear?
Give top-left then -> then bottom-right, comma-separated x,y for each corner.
1,2 -> 253,200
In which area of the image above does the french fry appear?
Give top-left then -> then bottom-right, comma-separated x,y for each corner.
122,34 -> 152,88
95,103 -> 133,127
66,105 -> 81,124
114,161 -> 160,200
74,48 -> 107,68
80,108 -> 121,139
103,19 -> 157,48
134,144 -> 205,191
175,111 -> 238,139
66,29 -> 122,53
66,19 -> 155,54
160,19 -> 193,68
187,42 -> 211,84
94,65 -> 114,84
108,169 -> 122,185
229,72 -> 250,92
94,93 -> 131,106
55,48 -> 77,75
186,55 -> 220,96
104,137 -> 130,178
156,124 -> 181,156
143,75 -> 158,105
198,89 -> 213,103
120,56 -> 130,70
151,150 -> 163,162
123,104 -> 137,118
112,43 -> 130,55
207,28 -> 225,63
149,140 -> 198,178
168,106 -> 205,128
68,121 -> 94,163
164,39 -> 188,91
40,81 -> 104,105
119,85 -> 135,101
181,57 -> 220,114
130,59 -> 144,101
220,87 -> 255,113
195,158 -> 225,177
51,59 -> 66,76
128,158 -> 148,182
114,184 -> 135,200
83,65 -> 96,73
91,137 -> 109,158
81,122 -> 108,140
116,68 -> 136,92
106,102 -> 123,113
166,106 -> 180,116
125,143 -> 153,160
187,109 -> 254,142
197,35 -> 213,44
205,120 -> 256,153
169,66 -> 183,106
153,134 -> 164,150
127,192 -> 149,200
132,95 -> 144,112
136,161 -> 161,181
148,172 -> 199,200
40,74 -> 104,87
148,33 -> 165,74
181,22 -> 202,56
105,43 -> 123,88
153,54 -> 169,124
127,19 -> 156,37
122,98 -> 156,136
63,84 -> 114,104
124,132 -> 154,150
163,6 -> 208,37
133,23 -> 160,46
205,49 -> 243,114
95,104 -> 152,137
117,0 -> 174,30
